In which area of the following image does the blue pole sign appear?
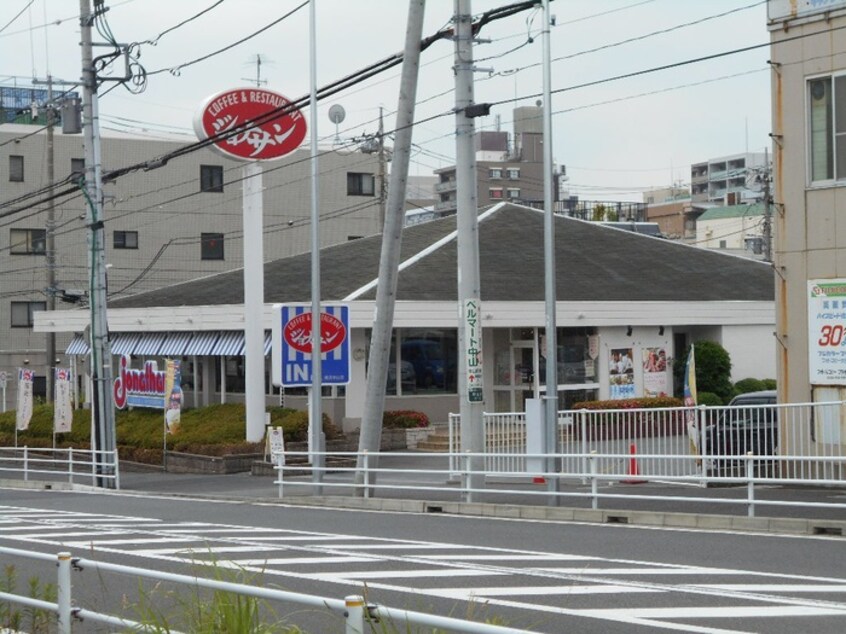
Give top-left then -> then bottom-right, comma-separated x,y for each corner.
272,304 -> 350,386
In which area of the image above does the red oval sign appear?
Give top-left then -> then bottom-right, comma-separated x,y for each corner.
194,87 -> 307,161
283,312 -> 346,354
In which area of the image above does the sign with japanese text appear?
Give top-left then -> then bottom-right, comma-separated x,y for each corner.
194,87 -> 307,162
768,0 -> 846,21
463,299 -> 484,403
642,347 -> 668,397
609,347 -> 635,400
16,368 -> 34,431
272,304 -> 350,386
808,280 -> 846,384
53,368 -> 73,433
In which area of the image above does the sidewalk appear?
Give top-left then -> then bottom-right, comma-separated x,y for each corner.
109,454 -> 846,537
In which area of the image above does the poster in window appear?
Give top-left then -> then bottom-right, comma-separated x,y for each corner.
609,347 -> 635,400
642,347 -> 668,397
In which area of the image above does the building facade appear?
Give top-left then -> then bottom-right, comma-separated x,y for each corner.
690,152 -> 767,205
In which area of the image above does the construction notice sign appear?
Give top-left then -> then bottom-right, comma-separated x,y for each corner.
271,304 -> 350,386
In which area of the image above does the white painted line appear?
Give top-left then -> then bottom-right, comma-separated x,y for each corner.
317,543 -> 467,550
159,527 -> 271,534
579,606 -> 846,618
431,584 -> 659,598
697,584 -> 846,593
224,556 -> 378,566
309,569 -> 505,580
135,545 -> 277,556
23,531 -> 126,539
417,554 -> 593,562
538,567 -> 740,575
62,537 -> 197,547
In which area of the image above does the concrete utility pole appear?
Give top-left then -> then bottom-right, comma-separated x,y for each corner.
378,106 -> 387,229
541,0 -> 560,500
454,0 -> 486,500
45,77 -> 57,403
79,0 -> 117,487
356,0 -> 426,488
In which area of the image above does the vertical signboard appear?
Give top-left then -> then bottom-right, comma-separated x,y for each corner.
808,280 -> 846,384
16,368 -> 34,431
609,347 -> 635,399
464,299 -> 484,402
272,304 -> 350,386
642,347 -> 669,397
164,359 -> 183,432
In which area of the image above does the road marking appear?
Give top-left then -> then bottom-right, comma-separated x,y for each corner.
431,584 -> 659,597
307,568 -> 506,580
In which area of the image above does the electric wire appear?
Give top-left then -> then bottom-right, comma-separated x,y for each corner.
0,0 -> 34,36
143,0 -> 226,45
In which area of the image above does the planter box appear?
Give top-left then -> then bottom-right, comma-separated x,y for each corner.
164,451 -> 263,474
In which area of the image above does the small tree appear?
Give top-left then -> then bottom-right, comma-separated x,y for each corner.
674,340 -> 733,404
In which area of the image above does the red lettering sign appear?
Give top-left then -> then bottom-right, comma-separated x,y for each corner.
113,355 -> 166,409
283,312 -> 346,355
194,88 -> 307,161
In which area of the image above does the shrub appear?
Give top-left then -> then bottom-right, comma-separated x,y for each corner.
733,378 -> 766,395
572,396 -> 683,410
762,378 -> 777,390
383,410 -> 430,429
697,391 -> 724,406
673,340 -> 733,402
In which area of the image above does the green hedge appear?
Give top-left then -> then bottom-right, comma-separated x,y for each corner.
572,396 -> 683,411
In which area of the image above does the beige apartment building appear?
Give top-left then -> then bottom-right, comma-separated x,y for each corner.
769,0 -> 846,451
0,122 -> 382,402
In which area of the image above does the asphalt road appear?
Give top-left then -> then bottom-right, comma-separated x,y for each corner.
0,486 -> 844,633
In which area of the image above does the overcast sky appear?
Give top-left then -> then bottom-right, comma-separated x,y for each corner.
0,0 -> 771,202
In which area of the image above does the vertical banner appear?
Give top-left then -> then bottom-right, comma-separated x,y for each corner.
608,347 -> 635,399
642,347 -> 668,397
53,368 -> 73,433
16,368 -> 34,431
683,345 -> 700,458
163,359 -> 183,433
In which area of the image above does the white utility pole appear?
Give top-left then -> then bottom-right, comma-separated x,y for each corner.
308,0 -> 325,491
541,0 -> 559,500
356,0 -> 426,488
79,0 -> 116,488
454,0 -> 485,500
242,160 -> 265,442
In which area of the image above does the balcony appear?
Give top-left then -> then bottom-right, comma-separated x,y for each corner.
434,199 -> 457,212
434,179 -> 457,193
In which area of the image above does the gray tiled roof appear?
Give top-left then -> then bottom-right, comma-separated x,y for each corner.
110,203 -> 773,308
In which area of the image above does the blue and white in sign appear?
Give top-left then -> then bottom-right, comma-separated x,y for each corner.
272,304 -> 350,386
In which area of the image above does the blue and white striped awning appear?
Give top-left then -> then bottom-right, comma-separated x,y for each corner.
212,331 -> 245,356
184,331 -> 219,356
110,333 -> 141,356
159,332 -> 193,356
65,334 -> 89,355
135,332 -> 166,355
64,330 -> 272,357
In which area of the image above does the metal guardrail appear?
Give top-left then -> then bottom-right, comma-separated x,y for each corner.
0,446 -> 120,488
0,546 -> 531,634
448,401 -> 845,481
273,449 -> 846,517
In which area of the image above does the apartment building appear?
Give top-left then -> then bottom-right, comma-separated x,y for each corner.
0,121 -> 382,401
690,152 -> 767,205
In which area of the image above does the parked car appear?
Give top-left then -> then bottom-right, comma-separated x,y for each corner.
705,390 -> 778,471
387,361 -> 416,394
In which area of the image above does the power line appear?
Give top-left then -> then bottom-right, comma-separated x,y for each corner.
143,0 -> 227,45
0,0 -> 34,36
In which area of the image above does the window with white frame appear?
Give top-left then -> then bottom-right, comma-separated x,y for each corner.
808,74 -> 846,183
489,168 -> 502,179
507,167 -> 520,180
347,172 -> 375,196
507,188 -> 521,199
489,188 -> 504,199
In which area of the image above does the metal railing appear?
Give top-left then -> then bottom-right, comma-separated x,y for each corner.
0,446 -> 119,488
0,546 -> 531,634
448,401 -> 845,481
273,449 -> 846,517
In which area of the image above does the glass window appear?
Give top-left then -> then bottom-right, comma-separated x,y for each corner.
400,329 -> 457,394
200,164 -> 224,193
10,228 -> 46,255
507,167 -> 520,180
507,188 -> 521,199
11,301 -> 46,327
201,232 -> 224,260
489,188 -> 504,199
489,168 -> 502,179
539,327 -> 598,386
70,158 -> 85,179
347,172 -> 375,196
114,230 -> 138,249
9,155 -> 23,182
808,75 -> 846,182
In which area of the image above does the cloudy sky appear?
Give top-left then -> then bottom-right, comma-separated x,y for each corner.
0,0 -> 771,202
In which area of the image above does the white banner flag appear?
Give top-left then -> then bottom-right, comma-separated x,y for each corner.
16,368 -> 34,431
54,368 -> 73,433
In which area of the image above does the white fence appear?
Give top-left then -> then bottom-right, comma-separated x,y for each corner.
0,447 -> 119,488
448,400 -> 845,482
0,546 -> 531,634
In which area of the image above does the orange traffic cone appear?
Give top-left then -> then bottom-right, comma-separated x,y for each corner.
623,443 -> 647,484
